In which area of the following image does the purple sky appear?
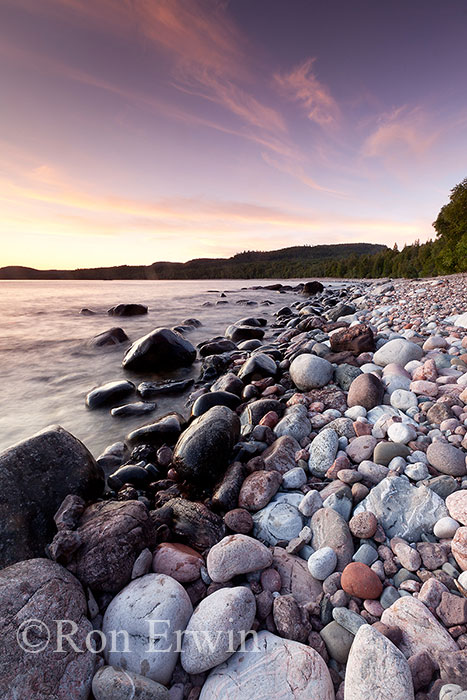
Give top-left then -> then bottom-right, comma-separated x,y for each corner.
1,0 -> 466,268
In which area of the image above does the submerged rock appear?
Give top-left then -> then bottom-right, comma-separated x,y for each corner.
91,327 -> 129,347
85,379 -> 135,409
107,303 -> 148,316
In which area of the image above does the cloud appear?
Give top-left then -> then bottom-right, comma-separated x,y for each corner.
274,58 -> 340,127
363,106 -> 439,160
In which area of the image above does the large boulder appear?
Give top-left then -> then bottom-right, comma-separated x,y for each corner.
330,323 -> 375,354
302,281 -> 324,295
0,426 -> 104,568
172,406 -> 240,484
50,500 -> 155,593
354,475 -> 448,541
200,630 -> 334,699
102,573 -> 193,685
289,354 -> 333,391
108,303 -> 148,316
0,558 -> 94,699
122,327 -> 196,372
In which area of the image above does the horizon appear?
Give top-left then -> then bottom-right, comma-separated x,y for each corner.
1,0 -> 467,268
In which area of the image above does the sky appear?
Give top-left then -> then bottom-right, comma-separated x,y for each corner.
1,0 -> 467,269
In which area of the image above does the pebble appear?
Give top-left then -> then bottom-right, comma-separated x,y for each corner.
349,511 -> 378,538
206,534 -> 273,582
282,466 -> 307,489
289,353 -> 334,391
446,491 -> 467,525
92,667 -> 168,700
341,561 -> 383,599
307,546 -> 337,580
427,441 -> 467,476
308,428 -> 339,476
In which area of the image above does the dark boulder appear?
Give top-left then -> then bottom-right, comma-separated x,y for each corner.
210,372 -> 244,396
0,426 -> 104,568
0,558 -> 94,698
211,461 -> 246,511
85,379 -> 135,409
240,399 -> 285,426
302,281 -> 324,295
237,353 -> 277,382
172,406 -> 240,484
330,323 -> 375,354
138,378 -> 194,398
107,303 -> 148,316
198,338 -> 237,357
165,498 -> 225,551
122,327 -> 196,372
225,325 -> 265,343
90,327 -> 129,347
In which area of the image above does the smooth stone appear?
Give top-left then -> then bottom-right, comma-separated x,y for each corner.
307,546 -> 337,580
427,475 -> 460,499
110,401 -> 156,417
262,435 -> 300,474
355,475 -> 448,541
91,327 -> 129,347
353,543 -> 378,566
211,372 -> 244,395
446,492 -> 467,526
322,492 -> 352,520
108,303 -> 147,316
92,666 -> 168,700
380,586 -> 400,609
434,517 -> 461,539
207,534 -> 273,583
452,527 -> 467,571
238,470 -> 282,511
102,574 -> 193,685
427,442 -> 467,477
238,353 -> 277,381
289,353 -> 334,391
122,327 -> 196,371
311,508 -> 354,570
272,547 -> 323,605
320,620 -> 354,664
373,442 -> 411,465
346,435 -> 377,463
347,373 -> 384,410
381,596 -> 459,664
390,389 -> 418,411
308,428 -> 339,476
181,586 -> 256,673
138,378 -> 194,398
126,412 -> 183,446
172,406 -> 240,484
374,339 -> 424,367
332,606 -> 367,634
274,404 -> 311,442
344,624 -> 415,699
299,489 -> 324,517
199,630 -> 335,699
341,561 -> 383,599
86,380 -> 135,409
387,422 -> 417,444
152,543 -> 204,583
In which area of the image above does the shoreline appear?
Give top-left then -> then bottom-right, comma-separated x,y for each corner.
1,274 -> 467,699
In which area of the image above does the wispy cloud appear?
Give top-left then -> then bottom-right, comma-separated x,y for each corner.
274,58 -> 340,127
363,106 -> 439,160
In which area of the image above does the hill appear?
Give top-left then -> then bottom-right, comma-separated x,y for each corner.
0,243 -> 386,280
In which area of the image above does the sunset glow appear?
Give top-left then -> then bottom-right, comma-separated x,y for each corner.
1,0 -> 466,268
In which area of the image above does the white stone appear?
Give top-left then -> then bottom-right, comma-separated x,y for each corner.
298,490 -> 323,517
434,517 -> 460,539
308,428 -> 339,477
387,423 -> 417,444
289,354 -> 334,391
207,534 -> 273,583
345,406 -> 367,419
390,389 -> 418,411
307,546 -> 337,580
282,467 -> 307,489
374,339 -> 424,367
102,574 -> 193,685
252,493 -> 304,545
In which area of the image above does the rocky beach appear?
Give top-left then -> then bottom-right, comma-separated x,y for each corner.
1,274 -> 467,700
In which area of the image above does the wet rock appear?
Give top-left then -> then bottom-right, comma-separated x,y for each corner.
303,280 -> 325,295
152,542 -> 204,583
210,372 -> 244,396
240,398 -> 285,426
110,401 -> 156,417
198,338 -> 237,357
91,327 -> 129,347
330,323 -> 375,354
127,412 -> 184,446
225,324 -> 265,343
345,624 -> 414,699
173,406 -> 240,484
92,666 -> 168,700
238,353 -> 277,381
122,327 -> 196,372
211,462 -> 245,511
107,463 -> 152,490
108,303 -> 147,316
354,475 -> 448,541
0,558 -> 94,699
165,498 -> 225,552
191,391 -> 240,417
0,425 -> 104,568
207,534 -> 273,582
262,435 -> 300,474
138,378 -> 194,398
289,354 -> 334,391
53,500 -> 155,593
199,630 -> 334,699
181,586 -> 256,673
102,573 -> 193,685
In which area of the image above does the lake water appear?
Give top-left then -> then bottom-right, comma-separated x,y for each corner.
0,279 -> 328,457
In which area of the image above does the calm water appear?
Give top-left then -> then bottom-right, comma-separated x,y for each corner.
0,279 -> 319,457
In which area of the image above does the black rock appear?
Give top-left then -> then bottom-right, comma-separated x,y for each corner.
240,398 -> 285,426
138,378 -> 194,398
210,372 -> 244,396
191,391 -> 241,417
198,338 -> 237,357
108,464 -> 151,491
85,380 -> 135,409
110,402 -> 156,417
199,353 -> 233,382
302,281 -> 324,295
237,353 -> 277,382
80,308 -> 96,315
225,325 -> 265,343
0,426 -> 104,568
126,412 -> 184,446
165,498 -> 225,551
122,327 -> 196,372
237,339 -> 263,351
107,303 -> 148,316
172,405 -> 240,484
211,462 -> 245,511
182,318 -> 202,327
91,327 -> 129,347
